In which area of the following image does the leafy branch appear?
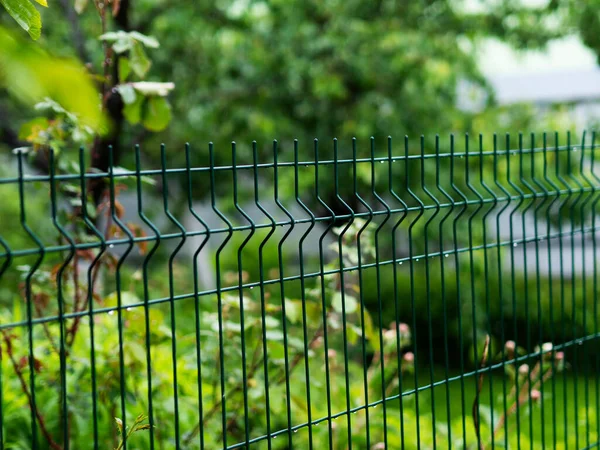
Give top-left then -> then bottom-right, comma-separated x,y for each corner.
114,414 -> 152,450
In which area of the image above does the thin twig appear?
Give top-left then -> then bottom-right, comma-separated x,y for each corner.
472,335 -> 490,450
182,345 -> 264,446
1,331 -> 63,450
33,300 -> 60,355
491,364 -> 554,442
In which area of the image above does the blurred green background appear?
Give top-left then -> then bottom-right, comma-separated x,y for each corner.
1,0 -> 600,449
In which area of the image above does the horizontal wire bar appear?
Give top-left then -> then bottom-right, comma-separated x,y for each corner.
0,144 -> 587,185
225,332 -> 600,448
1,223 -> 597,330
1,185 -> 597,259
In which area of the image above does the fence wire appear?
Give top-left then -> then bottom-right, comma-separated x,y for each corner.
0,132 -> 598,449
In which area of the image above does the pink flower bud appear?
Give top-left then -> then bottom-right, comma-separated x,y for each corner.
541,342 -> 553,353
403,352 -> 414,363
555,352 -> 564,361
518,364 -> 529,376
398,323 -> 410,335
505,340 -> 516,353
328,349 -> 337,359
531,389 -> 541,401
383,329 -> 396,341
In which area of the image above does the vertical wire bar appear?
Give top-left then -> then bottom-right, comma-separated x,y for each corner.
435,135 -> 455,448
370,137 -> 391,448
49,149 -> 76,449
273,140 -> 295,447
17,150 -> 44,448
566,132 -> 585,449
231,141 -> 254,447
160,145 -> 185,446
134,145 -> 160,450
554,132 -> 569,449
386,136 -> 408,447
492,134 -> 511,448
506,133 -> 524,449
576,132 -> 592,448
160,144 -> 187,447
588,131 -> 599,441
185,142 -> 210,450
313,138 -> 335,449
108,146 -> 135,450
465,134 -> 485,448
449,134 -> 468,445
252,141 -> 274,449
478,134 -> 497,450
208,142 -> 233,449
405,135 -> 423,446
542,132 -> 560,447
352,137 -> 373,448
419,135 -> 439,449
79,148 -> 105,450
517,134 -> 534,449
530,135 -> 549,448
332,138 -> 354,448
293,139 -> 315,449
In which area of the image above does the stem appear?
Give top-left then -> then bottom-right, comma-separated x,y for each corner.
490,364 -> 555,445
182,343 -> 264,446
67,207 -> 110,347
32,299 -> 60,355
271,323 -> 324,386
1,331 -> 63,450
472,335 -> 490,450
183,321 -> 323,446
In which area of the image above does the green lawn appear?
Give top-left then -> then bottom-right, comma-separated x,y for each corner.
397,367 -> 599,448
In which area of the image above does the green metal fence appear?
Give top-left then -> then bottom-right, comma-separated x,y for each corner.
0,132 -> 598,449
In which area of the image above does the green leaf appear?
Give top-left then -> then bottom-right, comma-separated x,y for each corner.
112,38 -> 132,54
267,340 -> 285,360
122,94 -> 144,125
104,291 -> 140,307
12,295 -> 21,324
331,292 -> 357,314
73,0 -> 87,13
284,299 -> 302,324
118,57 -> 131,82
347,323 -> 362,345
131,81 -> 175,96
264,315 -> 280,329
116,84 -> 136,104
98,31 -> 121,41
0,0 -> 42,40
130,41 -> 151,78
265,330 -> 284,341
142,96 -> 171,132
18,117 -> 49,141
100,31 -> 133,54
129,31 -> 159,48
114,417 -> 123,434
362,309 -> 379,351
0,28 -> 105,131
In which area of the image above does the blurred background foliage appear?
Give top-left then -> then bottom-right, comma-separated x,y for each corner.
1,0 -> 598,370
1,0 -> 600,448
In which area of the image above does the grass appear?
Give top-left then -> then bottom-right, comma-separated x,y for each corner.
398,365 -> 600,448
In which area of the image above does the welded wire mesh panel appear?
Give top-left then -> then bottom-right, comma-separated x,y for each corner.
0,132 -> 598,449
